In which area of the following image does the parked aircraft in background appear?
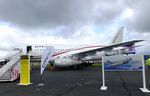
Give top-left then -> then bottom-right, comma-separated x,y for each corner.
106,58 -> 132,67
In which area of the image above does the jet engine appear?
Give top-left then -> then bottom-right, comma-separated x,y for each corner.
54,56 -> 82,67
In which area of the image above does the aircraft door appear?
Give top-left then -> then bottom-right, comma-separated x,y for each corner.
26,46 -> 32,54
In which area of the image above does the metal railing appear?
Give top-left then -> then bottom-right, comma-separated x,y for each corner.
0,50 -> 22,78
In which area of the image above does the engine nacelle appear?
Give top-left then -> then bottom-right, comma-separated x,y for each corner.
96,51 -> 105,58
54,57 -> 81,67
83,51 -> 105,61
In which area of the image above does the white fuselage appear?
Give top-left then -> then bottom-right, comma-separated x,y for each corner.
27,45 -> 105,67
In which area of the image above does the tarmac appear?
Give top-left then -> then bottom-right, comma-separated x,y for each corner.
0,66 -> 150,96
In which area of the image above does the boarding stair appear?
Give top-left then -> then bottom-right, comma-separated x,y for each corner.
0,49 -> 22,81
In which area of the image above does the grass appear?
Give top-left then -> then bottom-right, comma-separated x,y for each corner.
91,63 -> 102,67
31,62 -> 102,69
31,63 -> 52,69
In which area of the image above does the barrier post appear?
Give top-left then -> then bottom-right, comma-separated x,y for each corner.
18,55 -> 31,85
100,56 -> 107,90
139,55 -> 150,93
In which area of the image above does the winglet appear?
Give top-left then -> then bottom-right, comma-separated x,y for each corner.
110,27 -> 124,45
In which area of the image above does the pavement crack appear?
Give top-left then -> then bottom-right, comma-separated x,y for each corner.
118,72 -> 132,96
58,85 -> 77,96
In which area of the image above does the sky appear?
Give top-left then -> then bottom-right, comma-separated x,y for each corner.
0,0 -> 150,56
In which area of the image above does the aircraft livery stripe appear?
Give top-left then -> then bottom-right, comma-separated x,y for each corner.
52,45 -> 105,56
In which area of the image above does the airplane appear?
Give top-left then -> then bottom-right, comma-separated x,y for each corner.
105,58 -> 132,67
25,27 -> 143,68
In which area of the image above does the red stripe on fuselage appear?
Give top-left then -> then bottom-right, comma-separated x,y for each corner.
52,45 -> 105,57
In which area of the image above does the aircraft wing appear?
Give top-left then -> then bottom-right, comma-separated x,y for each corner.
73,40 -> 144,59
102,40 -> 144,49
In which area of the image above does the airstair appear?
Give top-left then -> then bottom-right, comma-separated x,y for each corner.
0,49 -> 22,81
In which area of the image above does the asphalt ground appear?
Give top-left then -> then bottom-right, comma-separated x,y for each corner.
0,66 -> 150,96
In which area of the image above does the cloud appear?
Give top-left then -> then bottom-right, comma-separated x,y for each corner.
0,25 -> 25,52
0,0 -> 95,28
23,24 -> 108,45
124,0 -> 150,32
0,0 -> 126,38
94,0 -> 126,25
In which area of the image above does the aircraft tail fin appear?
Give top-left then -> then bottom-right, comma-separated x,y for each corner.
110,27 -> 124,45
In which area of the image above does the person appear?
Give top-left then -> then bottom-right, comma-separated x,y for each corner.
146,58 -> 150,71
